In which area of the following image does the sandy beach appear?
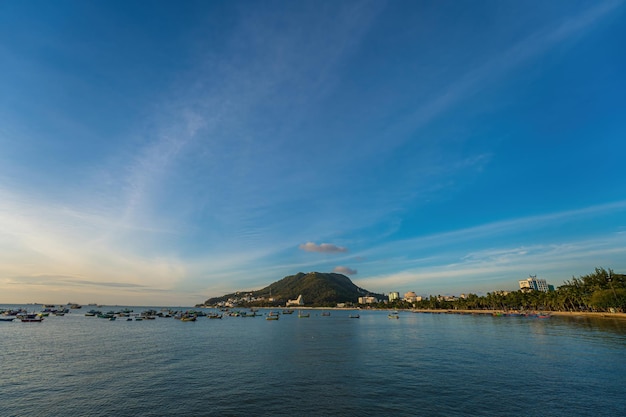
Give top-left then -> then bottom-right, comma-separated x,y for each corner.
408,309 -> 626,320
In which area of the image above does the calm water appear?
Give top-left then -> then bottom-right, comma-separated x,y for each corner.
1,306 -> 625,416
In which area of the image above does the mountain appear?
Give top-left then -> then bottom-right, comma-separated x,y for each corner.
203,272 -> 384,306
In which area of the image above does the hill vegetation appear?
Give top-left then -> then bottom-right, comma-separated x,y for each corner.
203,272 -> 383,307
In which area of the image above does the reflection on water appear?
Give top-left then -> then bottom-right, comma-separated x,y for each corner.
1,306 -> 625,416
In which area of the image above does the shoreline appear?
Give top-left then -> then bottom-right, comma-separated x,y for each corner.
254,306 -> 626,320
407,308 -> 626,320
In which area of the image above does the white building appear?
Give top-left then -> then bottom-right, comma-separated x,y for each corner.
388,292 -> 400,301
519,276 -> 550,292
358,296 -> 378,304
286,294 -> 304,306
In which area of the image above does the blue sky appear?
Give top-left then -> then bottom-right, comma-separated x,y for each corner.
1,0 -> 625,305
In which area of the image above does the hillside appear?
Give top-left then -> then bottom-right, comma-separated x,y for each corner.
203,272 -> 383,306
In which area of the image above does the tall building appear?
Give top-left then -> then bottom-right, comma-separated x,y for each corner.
388,292 -> 400,301
519,275 -> 550,292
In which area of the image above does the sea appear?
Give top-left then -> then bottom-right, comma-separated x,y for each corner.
1,306 -> 625,417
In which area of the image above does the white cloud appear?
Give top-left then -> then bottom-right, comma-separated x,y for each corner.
299,242 -> 348,253
333,266 -> 357,275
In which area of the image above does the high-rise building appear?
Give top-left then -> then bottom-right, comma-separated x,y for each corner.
519,275 -> 550,292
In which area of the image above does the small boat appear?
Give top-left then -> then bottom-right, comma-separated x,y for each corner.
282,309 -> 294,315
321,312 -> 331,316
208,313 -> 222,319
20,317 -> 44,323
109,316 -> 116,321
0,317 -> 15,322
349,314 -> 360,319
266,315 -> 279,320
298,312 -> 310,318
388,312 -> 399,319
180,316 -> 196,322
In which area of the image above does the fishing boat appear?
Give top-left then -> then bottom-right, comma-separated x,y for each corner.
348,314 -> 360,319
297,312 -> 310,318
321,312 -> 331,316
180,316 -> 196,322
388,312 -> 399,319
20,315 -> 44,323
0,317 -> 15,322
266,312 -> 279,320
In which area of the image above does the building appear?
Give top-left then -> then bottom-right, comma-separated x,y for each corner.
403,291 -> 418,302
286,294 -> 304,307
519,275 -> 550,292
358,296 -> 378,304
388,292 -> 400,302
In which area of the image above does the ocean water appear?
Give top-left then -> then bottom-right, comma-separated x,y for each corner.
1,307 -> 625,416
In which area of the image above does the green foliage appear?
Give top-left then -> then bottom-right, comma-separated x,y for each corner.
411,268 -> 625,313
590,288 -> 626,310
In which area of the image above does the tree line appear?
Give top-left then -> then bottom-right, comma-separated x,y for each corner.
374,268 -> 626,313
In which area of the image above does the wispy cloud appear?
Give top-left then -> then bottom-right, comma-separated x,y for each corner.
1,1 -> 624,305
392,0 -> 623,142
8,275 -> 147,289
359,200 -> 626,259
355,221 -> 626,295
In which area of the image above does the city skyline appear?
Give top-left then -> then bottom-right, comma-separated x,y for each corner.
1,0 -> 625,305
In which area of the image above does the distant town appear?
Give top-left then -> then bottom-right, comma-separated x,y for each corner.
204,269 -> 624,314
207,275 -> 552,308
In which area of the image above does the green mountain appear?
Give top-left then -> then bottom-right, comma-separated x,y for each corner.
203,272 -> 383,307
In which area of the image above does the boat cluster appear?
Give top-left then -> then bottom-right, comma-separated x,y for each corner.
2,306 -> 373,323
0,308 -> 54,323
83,308 -> 210,321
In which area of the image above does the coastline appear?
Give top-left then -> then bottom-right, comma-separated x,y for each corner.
257,306 -> 626,320
408,309 -> 626,320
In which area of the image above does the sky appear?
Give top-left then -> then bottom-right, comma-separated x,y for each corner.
1,0 -> 625,306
